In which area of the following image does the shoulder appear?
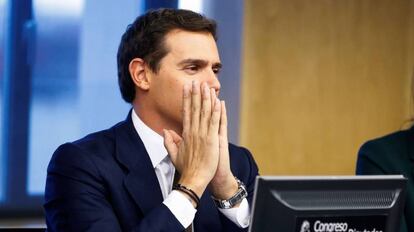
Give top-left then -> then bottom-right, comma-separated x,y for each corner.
228,143 -> 255,162
359,129 -> 410,157
48,120 -> 126,172
357,128 -> 411,173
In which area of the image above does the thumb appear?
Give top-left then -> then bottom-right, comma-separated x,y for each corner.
168,129 -> 182,144
163,129 -> 177,156
163,129 -> 180,162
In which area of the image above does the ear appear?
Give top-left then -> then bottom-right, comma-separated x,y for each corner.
129,58 -> 150,91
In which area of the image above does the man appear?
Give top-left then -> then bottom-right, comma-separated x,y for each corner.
44,8 -> 259,231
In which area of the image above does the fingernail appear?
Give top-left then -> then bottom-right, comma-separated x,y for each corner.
215,98 -> 220,110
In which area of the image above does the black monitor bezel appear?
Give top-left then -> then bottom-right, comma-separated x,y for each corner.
249,175 -> 407,232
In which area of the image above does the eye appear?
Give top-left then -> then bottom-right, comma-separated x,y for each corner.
212,67 -> 221,74
183,65 -> 200,74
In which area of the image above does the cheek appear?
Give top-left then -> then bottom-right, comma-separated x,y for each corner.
169,78 -> 190,100
164,79 -> 185,112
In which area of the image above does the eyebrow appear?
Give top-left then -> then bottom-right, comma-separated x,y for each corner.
177,59 -> 222,69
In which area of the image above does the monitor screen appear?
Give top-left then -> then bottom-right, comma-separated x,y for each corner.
249,175 -> 407,232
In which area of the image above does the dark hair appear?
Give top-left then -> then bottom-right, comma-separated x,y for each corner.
117,8 -> 217,103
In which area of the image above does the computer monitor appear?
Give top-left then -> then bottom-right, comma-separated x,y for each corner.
249,175 -> 407,232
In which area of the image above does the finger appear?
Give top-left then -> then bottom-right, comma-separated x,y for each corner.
168,129 -> 183,144
199,82 -> 211,136
191,80 -> 201,134
163,129 -> 178,162
217,101 -> 230,173
219,101 -> 229,148
210,87 -> 216,113
208,98 -> 221,136
182,83 -> 191,137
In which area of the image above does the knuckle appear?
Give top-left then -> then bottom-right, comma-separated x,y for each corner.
206,138 -> 215,146
183,131 -> 191,140
201,108 -> 209,117
196,133 -> 204,141
192,104 -> 199,112
211,115 -> 219,124
191,127 -> 198,136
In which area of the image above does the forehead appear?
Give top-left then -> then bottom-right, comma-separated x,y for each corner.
163,29 -> 220,63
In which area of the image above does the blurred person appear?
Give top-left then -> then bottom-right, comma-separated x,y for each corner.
44,9 -> 258,232
356,71 -> 414,232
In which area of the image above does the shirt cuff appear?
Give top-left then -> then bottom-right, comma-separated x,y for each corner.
217,198 -> 250,228
163,190 -> 197,228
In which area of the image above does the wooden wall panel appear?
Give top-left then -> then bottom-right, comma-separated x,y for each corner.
240,0 -> 414,175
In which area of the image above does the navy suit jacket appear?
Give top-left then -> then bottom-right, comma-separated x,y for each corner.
44,113 -> 259,232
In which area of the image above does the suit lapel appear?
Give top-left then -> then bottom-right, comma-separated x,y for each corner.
114,112 -> 164,215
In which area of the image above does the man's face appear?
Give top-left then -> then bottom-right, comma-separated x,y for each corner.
145,29 -> 222,132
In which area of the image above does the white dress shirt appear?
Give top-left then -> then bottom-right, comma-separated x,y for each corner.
131,110 -> 250,229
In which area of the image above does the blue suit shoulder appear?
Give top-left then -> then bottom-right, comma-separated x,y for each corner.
49,121 -> 123,167
46,121 -> 126,192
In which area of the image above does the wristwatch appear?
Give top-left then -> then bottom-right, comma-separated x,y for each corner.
212,177 -> 248,209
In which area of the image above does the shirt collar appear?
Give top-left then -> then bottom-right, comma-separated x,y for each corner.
131,109 -> 168,168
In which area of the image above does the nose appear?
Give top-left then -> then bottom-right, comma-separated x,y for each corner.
206,71 -> 221,96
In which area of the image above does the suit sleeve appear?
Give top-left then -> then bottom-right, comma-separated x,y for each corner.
219,146 -> 259,231
44,143 -> 184,232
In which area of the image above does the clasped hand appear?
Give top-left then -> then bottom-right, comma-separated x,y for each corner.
163,81 -> 237,201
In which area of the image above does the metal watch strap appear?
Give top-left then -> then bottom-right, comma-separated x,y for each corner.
212,177 -> 248,209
